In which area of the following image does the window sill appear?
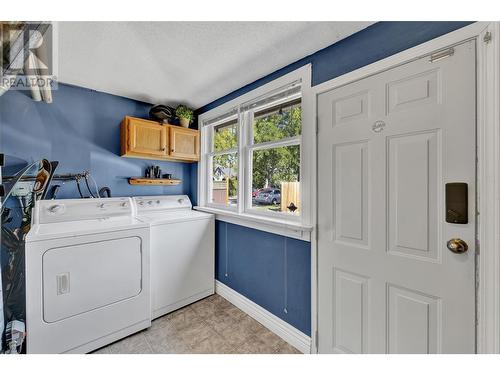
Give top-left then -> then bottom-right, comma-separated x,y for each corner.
194,206 -> 313,242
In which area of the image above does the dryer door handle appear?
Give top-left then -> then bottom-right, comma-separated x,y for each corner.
57,273 -> 70,295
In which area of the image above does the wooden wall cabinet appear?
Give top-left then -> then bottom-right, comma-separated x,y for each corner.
169,126 -> 199,161
121,116 -> 199,162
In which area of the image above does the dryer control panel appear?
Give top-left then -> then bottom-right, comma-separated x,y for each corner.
35,197 -> 133,224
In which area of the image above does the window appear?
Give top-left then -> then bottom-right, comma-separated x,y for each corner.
248,94 -> 301,216
207,112 -> 238,208
199,67 -> 311,230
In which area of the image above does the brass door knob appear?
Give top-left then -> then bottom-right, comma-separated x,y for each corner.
447,238 -> 468,254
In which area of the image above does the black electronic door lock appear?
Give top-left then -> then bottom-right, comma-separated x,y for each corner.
445,182 -> 468,224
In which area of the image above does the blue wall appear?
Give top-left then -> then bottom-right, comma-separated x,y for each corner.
216,221 -> 311,335
0,84 -> 194,199
199,21 -> 474,337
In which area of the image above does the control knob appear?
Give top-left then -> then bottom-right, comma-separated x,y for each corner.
48,204 -> 64,214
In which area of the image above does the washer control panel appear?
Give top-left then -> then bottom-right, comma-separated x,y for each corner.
134,195 -> 191,213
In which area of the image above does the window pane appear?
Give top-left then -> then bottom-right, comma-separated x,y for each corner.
213,120 -> 237,152
253,99 -> 301,144
212,152 -> 238,207
251,145 -> 300,215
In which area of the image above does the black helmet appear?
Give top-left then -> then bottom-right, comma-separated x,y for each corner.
149,104 -> 175,123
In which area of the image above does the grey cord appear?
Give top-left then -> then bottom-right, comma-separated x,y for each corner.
73,172 -> 101,199
76,177 -> 85,198
89,173 -> 100,198
84,175 -> 96,198
82,171 -> 100,198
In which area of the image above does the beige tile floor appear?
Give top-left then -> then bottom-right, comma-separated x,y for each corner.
92,294 -> 301,354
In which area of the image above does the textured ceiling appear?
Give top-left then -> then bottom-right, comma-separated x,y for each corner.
57,22 -> 373,108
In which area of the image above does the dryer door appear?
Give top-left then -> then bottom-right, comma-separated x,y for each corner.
42,236 -> 142,323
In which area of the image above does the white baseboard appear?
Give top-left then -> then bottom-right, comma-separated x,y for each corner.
215,280 -> 311,354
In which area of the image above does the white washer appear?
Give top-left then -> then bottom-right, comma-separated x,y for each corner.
25,197 -> 151,354
133,195 -> 214,319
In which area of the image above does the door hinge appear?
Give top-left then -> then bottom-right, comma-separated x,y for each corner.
484,31 -> 493,44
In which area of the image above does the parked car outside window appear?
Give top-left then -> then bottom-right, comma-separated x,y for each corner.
254,188 -> 281,205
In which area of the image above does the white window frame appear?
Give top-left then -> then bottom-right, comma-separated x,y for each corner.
244,89 -> 302,221
203,112 -> 239,212
197,65 -> 314,241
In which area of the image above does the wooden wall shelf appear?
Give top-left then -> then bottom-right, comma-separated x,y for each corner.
128,177 -> 181,186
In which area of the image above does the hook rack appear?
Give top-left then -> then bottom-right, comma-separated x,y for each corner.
2,172 -> 88,182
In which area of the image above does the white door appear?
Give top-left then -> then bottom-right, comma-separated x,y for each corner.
317,40 -> 476,354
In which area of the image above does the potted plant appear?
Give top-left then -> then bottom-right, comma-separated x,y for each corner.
175,105 -> 194,128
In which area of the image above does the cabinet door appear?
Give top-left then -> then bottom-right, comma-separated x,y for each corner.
169,126 -> 199,161
127,119 -> 168,157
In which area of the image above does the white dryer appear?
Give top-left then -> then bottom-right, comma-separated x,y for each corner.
133,195 -> 214,319
25,197 -> 151,354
